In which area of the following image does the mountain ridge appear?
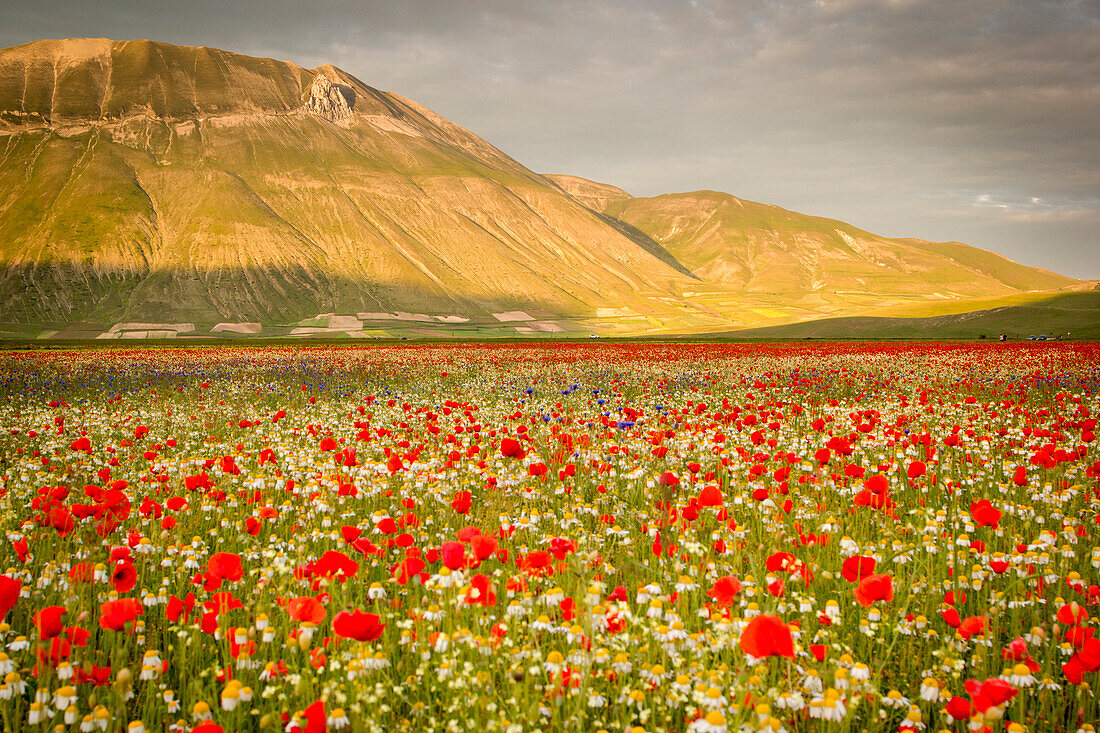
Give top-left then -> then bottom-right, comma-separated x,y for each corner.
546,175 -> 1076,300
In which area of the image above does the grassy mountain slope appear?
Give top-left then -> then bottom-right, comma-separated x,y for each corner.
546,174 -> 632,211
722,291 -> 1100,340
547,176 -> 1078,304
0,39 -> 709,328
898,239 -> 1072,292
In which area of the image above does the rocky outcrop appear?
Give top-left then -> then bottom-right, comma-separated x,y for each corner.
304,74 -> 353,122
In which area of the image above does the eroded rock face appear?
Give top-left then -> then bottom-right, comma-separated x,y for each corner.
304,74 -> 353,122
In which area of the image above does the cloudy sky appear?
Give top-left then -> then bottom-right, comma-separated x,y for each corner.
4,0 -> 1097,277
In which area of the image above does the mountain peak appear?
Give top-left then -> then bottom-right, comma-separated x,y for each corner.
544,174 -> 632,210
304,73 -> 354,123
0,37 -> 314,121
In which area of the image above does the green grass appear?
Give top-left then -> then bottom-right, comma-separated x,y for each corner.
725,291 -> 1100,340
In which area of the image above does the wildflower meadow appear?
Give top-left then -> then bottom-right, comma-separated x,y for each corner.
0,343 -> 1097,733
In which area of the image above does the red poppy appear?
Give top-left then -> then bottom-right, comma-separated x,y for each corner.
958,615 -> 986,639
855,486 -> 895,509
207,552 -> 244,583
519,550 -> 552,572
111,560 -> 137,593
841,555 -> 877,583
64,626 -> 90,647
192,723 -> 225,733
864,474 -> 889,494
167,593 -> 197,623
314,550 -> 359,580
966,677 -> 1017,712
99,598 -> 143,632
12,537 -> 28,563
944,696 -> 972,720
333,609 -> 385,641
739,614 -> 795,658
470,534 -> 498,561
39,636 -> 72,667
392,556 -> 427,585
301,700 -> 327,733
499,438 -> 526,461
287,596 -> 326,624
465,574 -> 497,606
0,575 -> 21,620
35,605 -> 66,639
75,664 -> 112,686
220,455 -> 241,475
1075,637 -> 1100,671
167,495 -> 190,511
203,594 -> 244,629
854,574 -> 893,607
451,490 -> 472,514
440,542 -> 466,570
697,485 -> 723,506
50,507 -> 75,537
100,488 -> 130,517
549,537 -> 577,560
765,552 -> 797,572
1064,625 -> 1092,647
455,526 -> 480,541
184,474 -> 211,491
68,563 -> 94,583
969,499 -> 1002,529
1057,602 -> 1087,626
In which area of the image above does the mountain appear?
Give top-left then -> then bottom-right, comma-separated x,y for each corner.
0,38 -> 1080,339
546,174 -> 631,211
546,177 -> 1076,304
0,38 -> 714,335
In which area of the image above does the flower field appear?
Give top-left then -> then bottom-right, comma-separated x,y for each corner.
0,343 -> 1098,733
